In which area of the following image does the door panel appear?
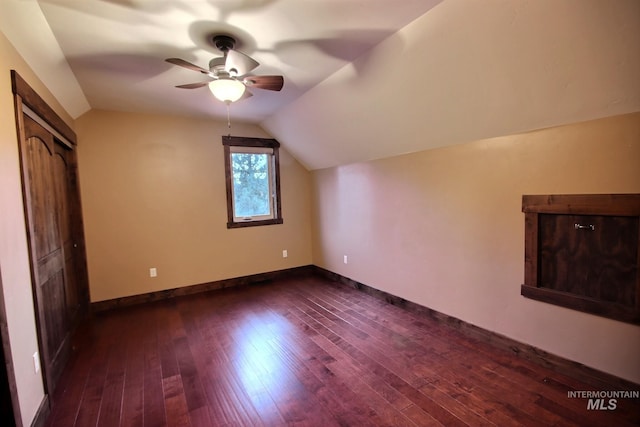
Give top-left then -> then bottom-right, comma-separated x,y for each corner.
53,146 -> 81,321
22,115 -> 71,393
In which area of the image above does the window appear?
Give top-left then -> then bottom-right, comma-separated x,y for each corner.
223,136 -> 283,228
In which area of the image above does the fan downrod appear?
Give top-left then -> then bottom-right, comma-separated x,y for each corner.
213,35 -> 236,53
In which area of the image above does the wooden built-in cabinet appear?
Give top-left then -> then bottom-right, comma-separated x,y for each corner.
521,194 -> 640,324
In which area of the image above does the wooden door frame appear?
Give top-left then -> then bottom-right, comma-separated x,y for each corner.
10,70 -> 90,421
11,71 -> 77,145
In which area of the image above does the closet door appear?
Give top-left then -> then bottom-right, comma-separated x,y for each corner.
53,140 -> 83,323
21,115 -> 72,394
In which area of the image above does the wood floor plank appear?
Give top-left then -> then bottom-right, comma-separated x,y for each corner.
188,300 -> 264,426
162,374 -> 191,427
310,290 -> 545,426
46,343 -> 94,426
279,292 -> 467,426
120,323 -> 145,427
237,313 -> 331,426
142,305 -> 167,427
73,332 -> 110,427
97,345 -> 126,426
338,292 -> 577,426
307,289 -> 526,426
43,275 -> 639,427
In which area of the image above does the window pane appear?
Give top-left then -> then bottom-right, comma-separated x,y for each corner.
231,152 -> 272,217
222,136 -> 282,228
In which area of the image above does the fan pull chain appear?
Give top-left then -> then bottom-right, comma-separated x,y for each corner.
226,101 -> 232,137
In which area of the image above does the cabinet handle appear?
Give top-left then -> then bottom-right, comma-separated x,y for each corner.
574,223 -> 595,231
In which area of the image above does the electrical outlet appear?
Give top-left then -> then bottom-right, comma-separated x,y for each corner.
282,250 -> 288,258
343,255 -> 348,264
33,352 -> 40,373
149,267 -> 157,277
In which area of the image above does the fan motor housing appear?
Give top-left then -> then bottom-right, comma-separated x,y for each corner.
213,35 -> 236,52
208,57 -> 226,72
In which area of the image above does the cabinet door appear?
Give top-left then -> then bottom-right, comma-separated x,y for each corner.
522,194 -> 640,324
539,213 -> 638,306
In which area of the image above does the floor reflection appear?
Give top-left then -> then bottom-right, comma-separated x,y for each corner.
230,310 -> 294,418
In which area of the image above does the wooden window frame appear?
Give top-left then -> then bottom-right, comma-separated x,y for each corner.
521,194 -> 640,324
222,136 -> 283,229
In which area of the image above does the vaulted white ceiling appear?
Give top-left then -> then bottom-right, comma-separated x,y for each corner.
2,0 -> 639,170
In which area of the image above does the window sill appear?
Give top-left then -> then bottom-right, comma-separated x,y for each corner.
227,218 -> 284,229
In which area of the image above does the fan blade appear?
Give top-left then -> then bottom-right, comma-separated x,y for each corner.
225,49 -> 259,76
175,82 -> 210,89
242,75 -> 284,91
240,88 -> 254,101
166,58 -> 210,74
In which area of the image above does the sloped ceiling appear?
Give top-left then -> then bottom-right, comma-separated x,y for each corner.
0,0 -> 442,122
1,0 -> 639,170
263,0 -> 640,169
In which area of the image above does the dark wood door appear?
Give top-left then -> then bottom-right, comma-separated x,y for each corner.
20,115 -> 79,394
53,141 -> 82,324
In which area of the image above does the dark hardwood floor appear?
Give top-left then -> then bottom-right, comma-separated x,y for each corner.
45,275 -> 640,427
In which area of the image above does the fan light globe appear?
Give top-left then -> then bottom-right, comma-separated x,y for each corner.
208,78 -> 245,103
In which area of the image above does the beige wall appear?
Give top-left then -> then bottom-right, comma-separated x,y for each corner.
76,110 -> 312,303
0,31 -> 77,426
311,113 -> 640,383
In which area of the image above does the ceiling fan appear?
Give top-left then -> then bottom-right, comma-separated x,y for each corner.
166,35 -> 284,103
